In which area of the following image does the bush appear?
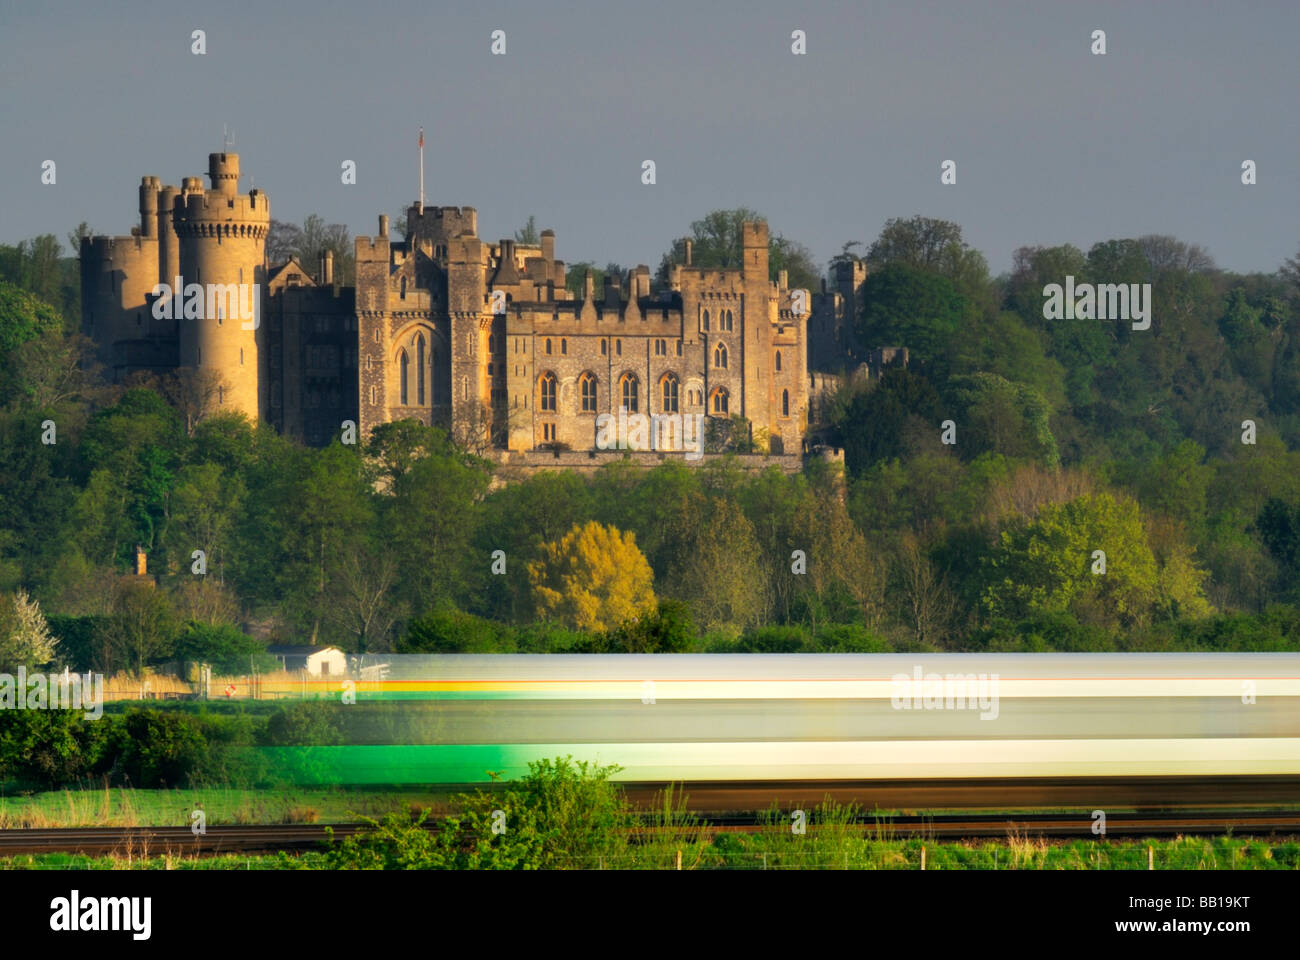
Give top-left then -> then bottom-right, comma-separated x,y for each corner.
0,709 -> 107,789
323,757 -> 631,870
174,622 -> 270,674
107,709 -> 209,788
399,603 -> 511,653
262,702 -> 344,747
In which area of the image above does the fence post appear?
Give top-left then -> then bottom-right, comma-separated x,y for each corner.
1148,845 -> 1153,870
921,845 -> 926,870
676,849 -> 682,871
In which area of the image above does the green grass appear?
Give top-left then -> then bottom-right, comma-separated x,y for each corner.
0,786 -> 458,828
3,835 -> 1297,870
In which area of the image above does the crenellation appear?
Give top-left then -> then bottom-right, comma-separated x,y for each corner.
82,150 -> 865,461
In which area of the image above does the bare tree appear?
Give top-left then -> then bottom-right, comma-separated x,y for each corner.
162,367 -> 229,436
326,550 -> 404,653
896,534 -> 955,648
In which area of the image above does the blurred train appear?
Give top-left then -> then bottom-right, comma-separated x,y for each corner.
257,654 -> 1300,795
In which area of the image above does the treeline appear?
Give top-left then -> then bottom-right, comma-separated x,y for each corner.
3,218 -> 1300,667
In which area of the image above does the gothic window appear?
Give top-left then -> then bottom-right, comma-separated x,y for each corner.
775,350 -> 782,371
580,373 -> 598,412
545,338 -> 552,355
660,373 -> 679,413
400,349 -> 409,405
561,338 -> 568,355
619,373 -> 639,413
540,372 -> 557,411
723,310 -> 734,331
600,339 -> 607,356
416,333 -> 426,405
615,339 -> 622,356
782,389 -> 790,417
702,309 -> 710,331
710,387 -> 729,415
714,342 -> 728,369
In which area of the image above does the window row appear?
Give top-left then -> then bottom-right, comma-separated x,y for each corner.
536,372 -> 731,416
702,308 -> 734,332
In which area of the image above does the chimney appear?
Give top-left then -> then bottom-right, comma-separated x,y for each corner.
540,229 -> 555,261
321,249 -> 334,286
379,214 -> 390,238
684,239 -> 693,266
778,270 -> 788,290
584,269 -> 594,301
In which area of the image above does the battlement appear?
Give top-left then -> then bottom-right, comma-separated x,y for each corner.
406,203 -> 478,242
82,233 -> 153,264
175,189 -> 270,233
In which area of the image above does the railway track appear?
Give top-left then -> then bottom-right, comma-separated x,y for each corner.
3,811 -> 1299,856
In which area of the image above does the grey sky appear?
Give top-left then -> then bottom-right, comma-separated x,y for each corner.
2,0 -> 1296,277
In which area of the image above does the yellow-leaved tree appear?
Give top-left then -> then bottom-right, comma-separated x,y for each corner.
528,521 -> 656,632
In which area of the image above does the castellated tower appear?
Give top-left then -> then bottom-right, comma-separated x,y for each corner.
174,153 -> 269,421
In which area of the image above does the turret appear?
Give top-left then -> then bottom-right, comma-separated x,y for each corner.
175,153 -> 270,422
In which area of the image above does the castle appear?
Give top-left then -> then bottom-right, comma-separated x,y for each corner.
81,152 -> 898,460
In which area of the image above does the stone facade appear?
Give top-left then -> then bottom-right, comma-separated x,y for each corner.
82,152 -> 872,458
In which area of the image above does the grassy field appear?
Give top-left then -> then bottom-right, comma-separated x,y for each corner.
0,786 -> 457,828
2,835 -> 1298,870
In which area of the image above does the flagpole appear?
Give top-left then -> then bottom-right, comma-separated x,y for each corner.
418,127 -> 425,215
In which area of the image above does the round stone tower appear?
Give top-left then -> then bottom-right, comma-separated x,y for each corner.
175,153 -> 269,421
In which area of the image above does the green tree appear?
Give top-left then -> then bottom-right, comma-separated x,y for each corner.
983,493 -> 1160,628
99,579 -> 178,677
858,263 -> 967,371
656,209 -> 820,289
514,215 -> 540,245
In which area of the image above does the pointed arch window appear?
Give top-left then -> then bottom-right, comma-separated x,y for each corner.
416,333 -> 427,405
400,349 -> 410,405
710,387 -> 729,415
540,372 -> 557,412
580,373 -> 598,412
775,350 -> 782,371
713,342 -> 728,369
619,373 -> 639,413
702,309 -> 710,331
660,373 -> 679,413
782,389 -> 790,417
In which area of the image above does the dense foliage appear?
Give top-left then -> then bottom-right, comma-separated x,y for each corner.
2,218 -> 1300,666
